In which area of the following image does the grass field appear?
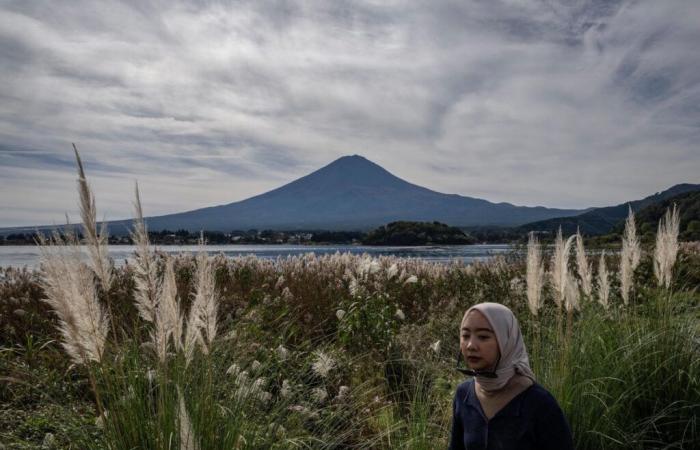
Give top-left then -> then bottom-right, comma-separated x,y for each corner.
1,243 -> 698,449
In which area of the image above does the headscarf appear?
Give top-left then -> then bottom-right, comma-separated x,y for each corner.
460,302 -> 536,391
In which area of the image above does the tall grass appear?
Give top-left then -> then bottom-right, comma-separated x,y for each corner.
4,150 -> 696,449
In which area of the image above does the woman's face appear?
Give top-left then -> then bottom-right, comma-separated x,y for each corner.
460,310 -> 500,371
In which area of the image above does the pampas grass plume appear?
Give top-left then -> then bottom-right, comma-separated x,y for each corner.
575,228 -> 592,298
526,232 -> 544,316
551,227 -> 575,309
597,250 -> 610,310
620,206 -> 641,304
654,204 -> 681,288
73,144 -> 113,291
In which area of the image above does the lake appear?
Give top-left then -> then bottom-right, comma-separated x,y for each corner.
0,244 -> 513,269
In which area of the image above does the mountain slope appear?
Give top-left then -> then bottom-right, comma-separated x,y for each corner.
99,155 -> 581,233
518,183 -> 700,235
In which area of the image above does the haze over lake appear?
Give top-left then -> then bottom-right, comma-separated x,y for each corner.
0,244 -> 512,269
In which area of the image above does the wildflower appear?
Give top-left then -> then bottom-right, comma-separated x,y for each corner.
311,351 -> 335,378
430,340 -> 441,354
405,275 -> 418,284
394,308 -> 405,320
276,345 -> 289,361
335,309 -> 346,320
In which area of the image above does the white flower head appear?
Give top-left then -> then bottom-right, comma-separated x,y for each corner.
276,345 -> 289,361
394,308 -> 406,321
311,351 -> 335,378
280,379 -> 293,399
226,363 -> 240,377
386,263 -> 399,279
349,278 -> 360,296
311,387 -> 328,404
337,385 -> 350,401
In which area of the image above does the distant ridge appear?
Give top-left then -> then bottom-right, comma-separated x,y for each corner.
519,183 -> 700,235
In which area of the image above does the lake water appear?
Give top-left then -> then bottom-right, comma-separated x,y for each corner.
0,244 -> 514,269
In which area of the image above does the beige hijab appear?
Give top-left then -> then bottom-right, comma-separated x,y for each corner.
461,302 -> 536,391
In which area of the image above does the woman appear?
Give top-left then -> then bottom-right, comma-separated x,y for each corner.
448,302 -> 573,450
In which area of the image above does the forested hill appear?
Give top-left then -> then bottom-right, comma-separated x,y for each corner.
614,190 -> 700,242
362,221 -> 474,245
518,183 -> 700,236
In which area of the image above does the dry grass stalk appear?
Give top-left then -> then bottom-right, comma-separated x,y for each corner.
551,227 -> 575,309
575,228 -> 592,298
620,206 -> 641,304
130,182 -> 161,324
526,232 -> 545,316
72,144 -> 112,291
564,273 -> 580,312
654,204 -> 681,288
185,237 -> 219,365
38,229 -> 110,365
177,387 -> 200,450
597,251 -> 610,310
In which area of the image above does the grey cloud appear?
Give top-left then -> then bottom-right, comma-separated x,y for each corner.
0,0 -> 699,225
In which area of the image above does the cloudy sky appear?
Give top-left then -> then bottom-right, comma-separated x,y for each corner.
1,0 -> 699,227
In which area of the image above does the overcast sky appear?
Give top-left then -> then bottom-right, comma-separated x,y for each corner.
1,0 -> 699,227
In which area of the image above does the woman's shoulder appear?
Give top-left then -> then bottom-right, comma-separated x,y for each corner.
454,378 -> 475,399
522,383 -> 565,413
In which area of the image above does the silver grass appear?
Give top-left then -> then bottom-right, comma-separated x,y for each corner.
620,206 -> 641,304
525,232 -> 545,316
177,387 -> 200,450
161,256 -> 184,350
73,144 -> 112,291
564,273 -> 579,312
654,204 -> 681,288
550,227 -> 575,308
38,230 -> 109,365
130,182 -> 160,324
597,251 -> 610,310
575,228 -> 592,298
184,243 -> 218,365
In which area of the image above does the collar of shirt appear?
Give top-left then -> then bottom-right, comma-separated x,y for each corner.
462,380 -> 530,420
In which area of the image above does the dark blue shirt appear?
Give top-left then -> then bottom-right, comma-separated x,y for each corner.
448,379 -> 574,450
